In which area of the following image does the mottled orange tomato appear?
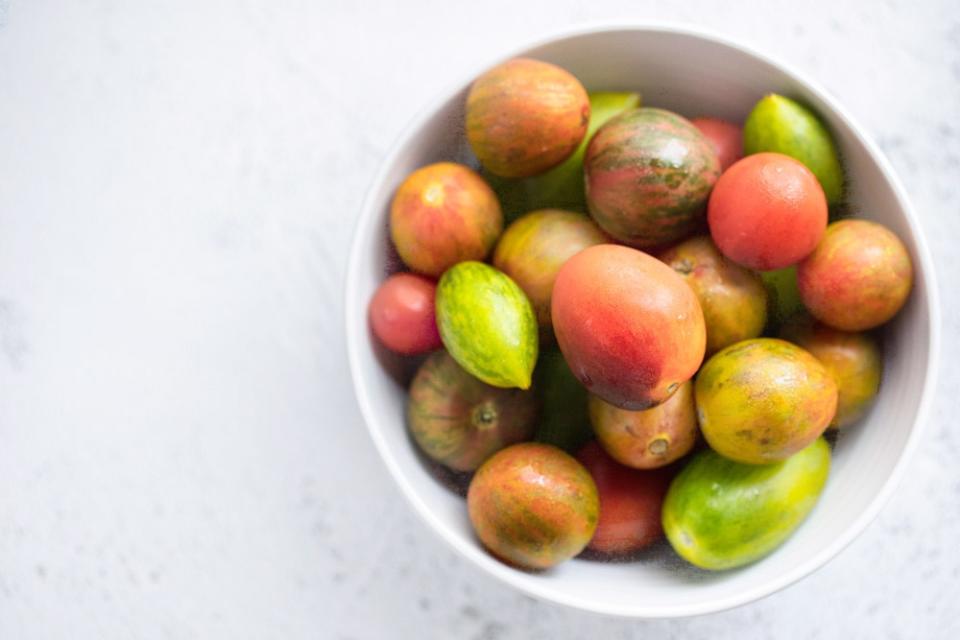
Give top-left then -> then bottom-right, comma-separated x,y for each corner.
466,58 -> 589,178
659,235 -> 767,355
390,162 -> 502,277
781,317 -> 882,428
708,153 -> 827,271
588,381 -> 697,470
575,441 -> 672,556
797,219 -> 913,331
467,442 -> 598,570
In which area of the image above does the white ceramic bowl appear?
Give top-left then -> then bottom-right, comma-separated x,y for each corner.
345,24 -> 940,617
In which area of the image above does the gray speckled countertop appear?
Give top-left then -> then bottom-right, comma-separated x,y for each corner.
1,1 -> 959,638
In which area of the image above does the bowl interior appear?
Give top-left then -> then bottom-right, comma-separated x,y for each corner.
346,27 -> 936,617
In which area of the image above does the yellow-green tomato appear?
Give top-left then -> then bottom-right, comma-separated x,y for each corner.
695,338 -> 837,465
436,262 -> 538,389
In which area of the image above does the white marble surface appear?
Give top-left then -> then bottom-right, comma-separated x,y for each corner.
1,1 -> 959,638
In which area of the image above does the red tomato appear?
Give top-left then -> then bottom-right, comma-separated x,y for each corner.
708,152 -> 827,271
691,117 -> 743,171
575,441 -> 673,556
368,273 -> 442,355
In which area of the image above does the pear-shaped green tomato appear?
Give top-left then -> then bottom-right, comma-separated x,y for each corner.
663,438 -> 831,570
743,94 -> 844,205
436,261 -> 538,389
486,91 -> 642,221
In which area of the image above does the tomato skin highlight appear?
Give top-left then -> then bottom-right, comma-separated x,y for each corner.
708,152 -> 828,271
368,273 -> 442,355
576,441 -> 672,555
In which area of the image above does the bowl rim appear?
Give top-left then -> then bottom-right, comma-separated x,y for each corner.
343,21 -> 942,618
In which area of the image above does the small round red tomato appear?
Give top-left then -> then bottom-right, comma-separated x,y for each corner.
368,273 -> 442,355
575,441 -> 673,556
691,117 -> 743,171
708,152 -> 828,271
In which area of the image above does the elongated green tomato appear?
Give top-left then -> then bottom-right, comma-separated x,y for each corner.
408,351 -> 539,472
486,91 -> 641,221
435,262 -> 538,389
743,94 -> 844,205
663,438 -> 831,570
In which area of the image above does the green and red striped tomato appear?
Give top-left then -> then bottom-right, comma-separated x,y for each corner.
584,108 -> 721,248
